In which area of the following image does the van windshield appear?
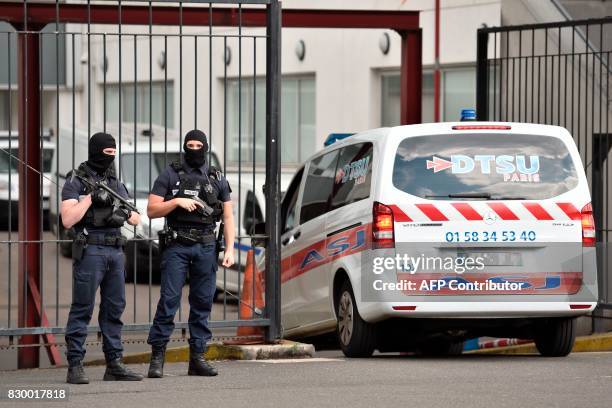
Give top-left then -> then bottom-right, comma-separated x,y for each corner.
392,133 -> 579,200
121,152 -> 221,197
0,148 -> 54,174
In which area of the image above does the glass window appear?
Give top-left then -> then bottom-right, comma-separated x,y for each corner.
0,91 -> 9,130
381,74 -> 400,127
422,73 -> 435,123
282,167 -> 304,233
227,79 -> 262,164
300,150 -> 339,225
0,148 -> 53,173
0,22 -> 66,86
121,152 -> 181,198
227,76 -> 315,165
381,68 -> 475,125
0,148 -> 18,174
42,148 -> 54,173
0,90 -> 18,131
443,69 -> 475,121
121,151 -> 221,198
299,79 -> 316,163
381,72 -> 434,126
331,143 -> 373,210
106,81 -> 174,128
392,134 -> 579,200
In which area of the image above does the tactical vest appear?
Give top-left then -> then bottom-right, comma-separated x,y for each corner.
72,163 -> 121,230
165,161 -> 224,229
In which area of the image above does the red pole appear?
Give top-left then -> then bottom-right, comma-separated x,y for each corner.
17,29 -> 42,369
434,0 -> 441,122
400,29 -> 423,125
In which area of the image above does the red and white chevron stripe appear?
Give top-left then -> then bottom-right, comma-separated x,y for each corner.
390,201 -> 582,222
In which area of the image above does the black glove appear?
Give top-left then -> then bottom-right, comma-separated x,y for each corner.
106,206 -> 131,227
91,188 -> 113,207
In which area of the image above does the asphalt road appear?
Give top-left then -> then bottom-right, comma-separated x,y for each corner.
0,351 -> 611,408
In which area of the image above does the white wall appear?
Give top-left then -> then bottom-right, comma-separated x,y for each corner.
49,1 -> 501,171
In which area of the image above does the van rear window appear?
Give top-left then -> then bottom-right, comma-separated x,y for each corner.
392,134 -> 579,200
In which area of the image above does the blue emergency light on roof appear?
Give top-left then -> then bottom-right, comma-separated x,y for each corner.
460,109 -> 477,121
324,133 -> 354,146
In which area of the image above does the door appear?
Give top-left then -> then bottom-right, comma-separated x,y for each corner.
290,150 -> 340,327
280,167 -> 305,331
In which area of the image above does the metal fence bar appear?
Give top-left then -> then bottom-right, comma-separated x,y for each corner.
54,2 -> 60,326
0,0 -> 282,357
223,34 -> 228,321
238,4 -> 243,311
7,30 -> 13,329
0,319 -> 272,337
264,0 -> 281,342
476,17 -> 612,311
148,0 -> 153,322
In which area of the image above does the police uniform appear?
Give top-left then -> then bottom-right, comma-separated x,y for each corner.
146,159 -> 231,364
63,162 -> 129,366
63,132 -> 143,385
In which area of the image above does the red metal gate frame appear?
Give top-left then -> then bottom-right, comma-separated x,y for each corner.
1,1 -> 421,369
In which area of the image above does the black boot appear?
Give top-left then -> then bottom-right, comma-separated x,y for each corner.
66,362 -> 89,384
188,350 -> 218,376
148,346 -> 166,378
103,358 -> 144,381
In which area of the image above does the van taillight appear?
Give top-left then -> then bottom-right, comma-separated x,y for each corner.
373,202 -> 395,249
581,203 -> 595,247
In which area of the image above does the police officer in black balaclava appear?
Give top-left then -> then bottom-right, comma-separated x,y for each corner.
146,129 -> 235,379
86,132 -> 117,173
61,132 -> 143,384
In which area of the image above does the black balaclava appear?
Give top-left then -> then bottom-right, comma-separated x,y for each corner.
183,129 -> 209,169
87,132 -> 116,174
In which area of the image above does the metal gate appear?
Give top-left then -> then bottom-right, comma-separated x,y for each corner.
476,18 -> 612,314
0,0 -> 282,368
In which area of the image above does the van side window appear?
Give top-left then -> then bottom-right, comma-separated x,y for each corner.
244,190 -> 264,235
300,150 -> 340,225
331,143 -> 373,210
281,167 -> 304,233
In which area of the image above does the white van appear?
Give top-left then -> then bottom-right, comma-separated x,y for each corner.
0,130 -> 55,229
279,122 -> 598,358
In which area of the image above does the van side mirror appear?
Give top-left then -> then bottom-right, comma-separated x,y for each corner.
254,222 -> 266,235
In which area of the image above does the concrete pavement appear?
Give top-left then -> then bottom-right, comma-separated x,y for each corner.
1,351 -> 611,408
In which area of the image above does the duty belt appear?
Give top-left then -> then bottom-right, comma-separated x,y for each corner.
86,234 -> 128,247
171,228 -> 216,245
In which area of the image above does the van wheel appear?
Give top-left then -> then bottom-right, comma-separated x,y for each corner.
418,340 -> 464,356
336,280 -> 375,358
534,317 -> 576,357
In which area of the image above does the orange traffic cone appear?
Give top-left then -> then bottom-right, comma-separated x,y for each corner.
236,249 -> 265,339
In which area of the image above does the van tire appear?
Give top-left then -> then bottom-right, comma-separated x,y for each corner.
534,317 -> 576,357
336,280 -> 375,358
418,340 -> 464,356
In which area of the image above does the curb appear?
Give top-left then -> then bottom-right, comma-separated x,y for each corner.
467,332 -> 612,355
85,340 -> 315,366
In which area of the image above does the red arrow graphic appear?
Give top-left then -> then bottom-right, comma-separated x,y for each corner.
426,156 -> 452,173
